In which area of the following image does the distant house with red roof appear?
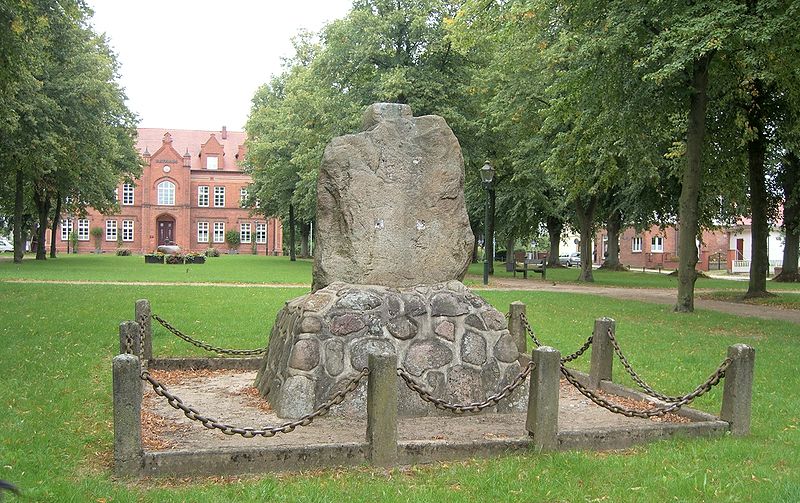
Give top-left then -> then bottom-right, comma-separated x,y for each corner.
53,127 -> 282,255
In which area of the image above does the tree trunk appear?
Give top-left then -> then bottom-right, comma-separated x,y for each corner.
574,195 -> 597,282
546,216 -> 563,267
300,221 -> 310,258
505,235 -> 515,269
50,193 -> 61,258
745,78 -> 772,298
675,52 -> 713,313
775,152 -> 800,281
471,226 -> 479,263
33,188 -> 50,261
601,208 -> 623,270
288,203 -> 296,261
486,186 -> 496,274
13,169 -> 24,263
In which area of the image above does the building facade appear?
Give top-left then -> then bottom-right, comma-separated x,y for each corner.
593,221 -> 787,273
55,127 -> 282,255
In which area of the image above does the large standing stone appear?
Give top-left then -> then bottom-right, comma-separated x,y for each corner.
313,103 -> 474,290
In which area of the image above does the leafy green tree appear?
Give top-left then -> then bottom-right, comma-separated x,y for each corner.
0,1 -> 139,262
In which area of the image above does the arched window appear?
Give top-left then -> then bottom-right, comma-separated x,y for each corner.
157,180 -> 175,205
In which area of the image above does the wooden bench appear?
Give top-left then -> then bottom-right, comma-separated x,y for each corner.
506,258 -> 547,279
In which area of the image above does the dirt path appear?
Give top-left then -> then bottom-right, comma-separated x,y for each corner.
5,277 -> 799,324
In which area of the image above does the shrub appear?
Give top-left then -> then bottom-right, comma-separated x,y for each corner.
225,230 -> 240,250
205,248 -> 220,257
165,253 -> 184,264
116,248 -> 131,256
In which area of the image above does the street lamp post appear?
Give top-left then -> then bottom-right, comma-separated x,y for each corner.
480,161 -> 495,286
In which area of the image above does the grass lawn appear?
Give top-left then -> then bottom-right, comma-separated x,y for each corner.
0,253 -> 313,285
0,272 -> 798,501
699,291 -> 800,310
465,261 -> 800,292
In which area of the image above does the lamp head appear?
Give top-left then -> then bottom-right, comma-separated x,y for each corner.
480,161 -> 495,183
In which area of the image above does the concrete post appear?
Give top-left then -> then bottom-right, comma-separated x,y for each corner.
526,346 -> 560,452
118,321 -> 141,357
113,354 -> 143,476
720,344 -> 756,436
588,318 -> 615,390
509,301 -> 528,355
135,299 -> 152,361
366,352 -> 398,467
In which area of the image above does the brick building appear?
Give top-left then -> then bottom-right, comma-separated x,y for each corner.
55,127 -> 282,255
593,225 -> 730,272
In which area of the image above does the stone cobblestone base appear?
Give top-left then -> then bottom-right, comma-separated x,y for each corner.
254,281 -> 528,418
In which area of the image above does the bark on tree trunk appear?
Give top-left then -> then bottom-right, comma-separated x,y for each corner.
601,208 -> 623,270
505,235 -> 515,269
13,169 -> 24,263
288,203 -> 296,262
675,52 -> 714,312
33,188 -> 50,261
487,187 -> 496,274
745,79 -> 772,298
546,216 -> 563,267
50,194 -> 61,259
575,195 -> 597,282
300,221 -> 310,258
472,226 -> 479,263
775,152 -> 800,281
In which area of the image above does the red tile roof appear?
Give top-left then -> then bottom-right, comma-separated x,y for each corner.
137,127 -> 247,170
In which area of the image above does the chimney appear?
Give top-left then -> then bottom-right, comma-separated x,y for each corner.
183,148 -> 191,168
221,125 -> 227,140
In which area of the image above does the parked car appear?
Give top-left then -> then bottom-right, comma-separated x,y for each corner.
558,252 -> 581,267
0,237 -> 13,253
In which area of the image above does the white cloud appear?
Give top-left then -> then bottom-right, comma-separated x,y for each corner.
88,0 -> 351,131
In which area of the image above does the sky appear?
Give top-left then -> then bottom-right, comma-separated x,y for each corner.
88,1 -> 353,132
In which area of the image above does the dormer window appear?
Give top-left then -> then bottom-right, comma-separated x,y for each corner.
157,180 -> 176,205
207,155 -> 218,170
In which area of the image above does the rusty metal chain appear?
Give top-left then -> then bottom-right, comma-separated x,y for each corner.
137,313 -> 147,359
519,313 -> 544,348
141,367 -> 369,437
152,314 -> 268,356
560,358 -> 731,418
519,313 -> 592,363
605,327 -> 685,402
561,336 -> 593,363
397,360 -> 534,413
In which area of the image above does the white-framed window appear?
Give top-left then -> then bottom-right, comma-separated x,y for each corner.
122,183 -> 134,205
256,222 -> 266,244
651,236 -> 664,253
213,186 -> 225,207
207,155 -> 218,170
240,222 -> 251,243
198,186 -> 209,207
157,180 -> 175,205
105,220 -> 117,241
77,219 -> 90,241
632,236 -> 643,253
197,221 -> 209,243
114,187 -> 119,202
122,220 -> 134,242
60,219 -> 73,241
213,222 -> 225,243
239,188 -> 248,207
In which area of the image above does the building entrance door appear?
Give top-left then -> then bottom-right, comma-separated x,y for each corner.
736,238 -> 745,260
157,218 -> 175,245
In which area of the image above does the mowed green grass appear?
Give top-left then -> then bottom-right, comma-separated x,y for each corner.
0,277 -> 798,502
700,290 -> 800,310
0,253 -> 313,284
465,261 -> 800,291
